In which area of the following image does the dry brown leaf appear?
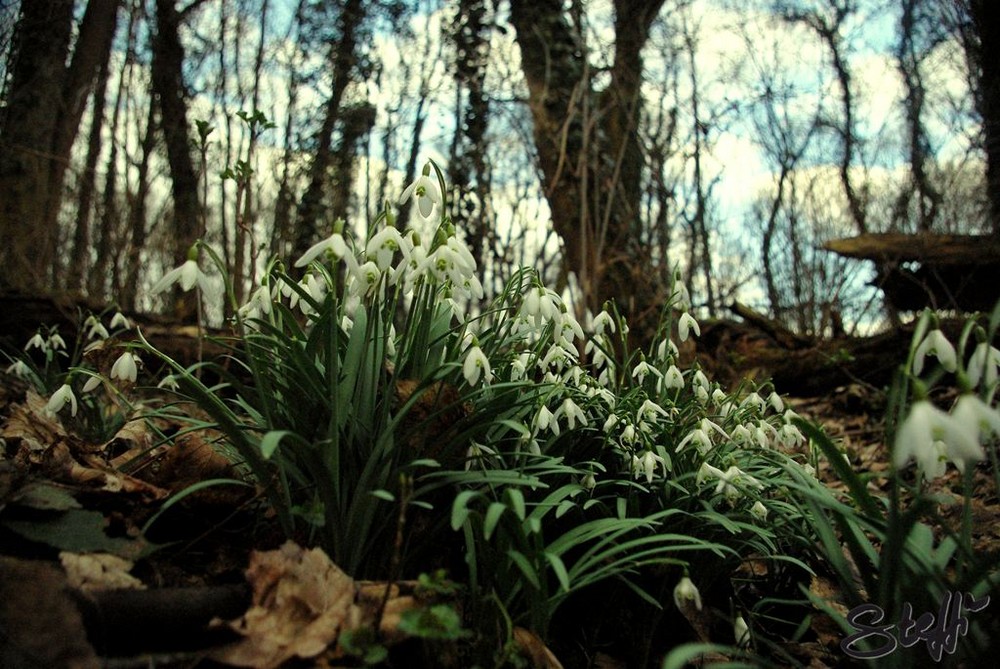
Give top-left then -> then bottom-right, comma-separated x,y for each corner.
41,441 -> 168,500
60,552 -> 146,592
513,627 -> 564,669
1,389 -> 67,452
213,541 -> 360,669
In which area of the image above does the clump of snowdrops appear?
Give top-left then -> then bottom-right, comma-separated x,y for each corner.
34,162 -> 840,664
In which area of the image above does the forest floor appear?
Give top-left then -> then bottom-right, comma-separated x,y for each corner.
1,343 -> 998,668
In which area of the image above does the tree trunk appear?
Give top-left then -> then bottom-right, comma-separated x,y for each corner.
967,0 -> 1000,234
293,0 -> 366,261
509,0 -> 666,341
0,0 -> 74,292
151,0 -> 206,318
69,6 -> 120,293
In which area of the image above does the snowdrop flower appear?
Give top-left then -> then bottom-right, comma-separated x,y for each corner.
399,169 -> 441,220
662,365 -> 684,389
620,422 -> 638,445
673,576 -> 702,611
632,449 -> 666,484
509,352 -> 532,381
464,441 -> 495,471
157,374 -> 180,391
294,228 -> 349,267
48,333 -> 67,350
539,344 -> 575,373
83,316 -> 109,341
45,383 -> 78,418
110,352 -> 140,383
753,421 -> 776,449
6,360 -> 30,378
967,342 -> 1000,389
592,310 -> 615,336
734,615 -> 751,648
741,392 -> 766,414
25,333 -> 47,351
677,425 -> 712,455
767,391 -> 785,413
894,400 -> 983,476
82,375 -> 102,393
585,339 -> 611,369
294,273 -> 328,315
913,329 -> 957,375
463,345 -> 491,387
239,285 -> 272,321
109,312 -> 132,330
366,225 -> 407,271
533,405 -> 558,436
697,461 -> 725,485
348,260 -> 382,297
777,422 -> 805,448
632,359 -> 660,384
715,466 -> 763,505
729,424 -> 752,447
951,394 -> 1000,452
678,312 -> 700,342
151,252 -> 213,295
656,337 -> 679,361
711,388 -> 728,406
638,399 -> 670,423
750,501 -> 768,521
556,397 -> 588,429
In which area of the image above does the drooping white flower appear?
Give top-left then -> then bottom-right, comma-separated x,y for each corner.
109,312 -> 132,330
110,352 -> 140,383
767,391 -> 785,413
6,360 -> 30,378
151,257 -> 214,296
592,310 -> 615,336
894,400 -> 983,476
950,395 -> 1000,463
294,230 -> 349,267
662,365 -> 684,389
777,423 -> 805,448
48,333 -> 67,350
638,399 -> 670,423
24,333 -> 47,351
158,374 -> 180,391
533,405 -> 558,436
556,397 -> 588,429
734,614 -> 751,648
741,392 -> 766,414
239,285 -> 273,321
715,465 -> 763,505
463,345 -> 492,387
967,342 -> 1000,389
750,501 -> 768,521
913,329 -> 957,375
399,171 -> 441,220
632,360 -> 660,384
632,449 -> 666,484
673,576 -> 702,611
697,461 -> 725,485
678,312 -> 700,342
83,315 -> 109,341
464,441 -> 495,471
82,375 -> 102,393
677,425 -> 712,455
45,383 -> 78,417
366,226 -> 407,271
